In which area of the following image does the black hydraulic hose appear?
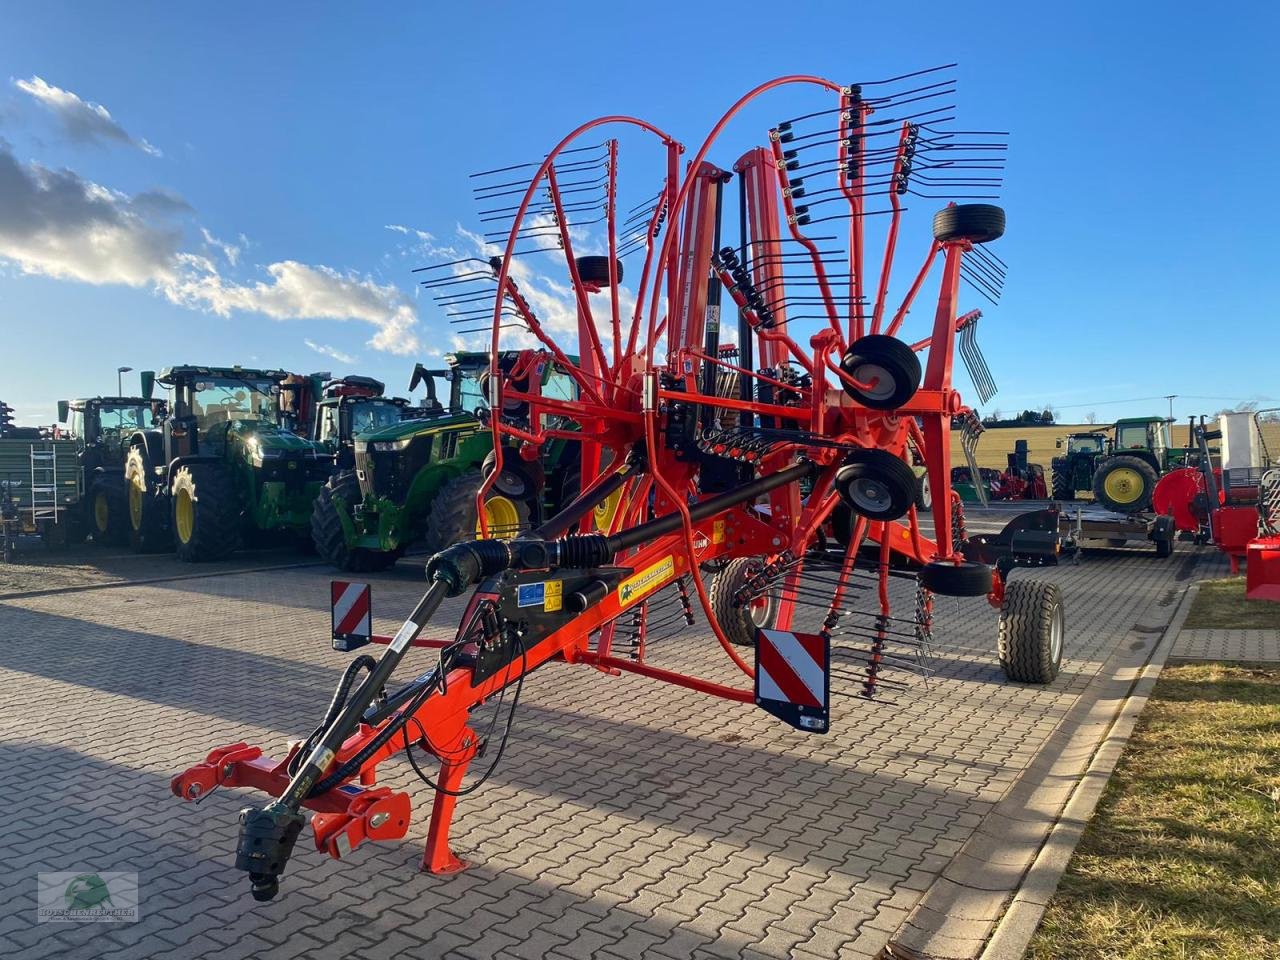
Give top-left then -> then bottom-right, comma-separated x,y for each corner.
605,460 -> 814,554
288,654 -> 377,776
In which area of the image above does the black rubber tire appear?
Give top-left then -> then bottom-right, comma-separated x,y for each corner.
1051,464 -> 1074,502
918,560 -> 993,597
482,449 -> 542,500
311,470 -> 401,572
1092,455 -> 1158,513
914,472 -> 933,513
932,203 -> 1006,244
1106,538 -> 1129,548
575,255 -> 623,286
423,470 -> 484,554
89,477 -> 131,546
709,557 -> 778,647
838,335 -> 922,409
171,463 -> 241,562
998,579 -> 1065,683
1154,536 -> 1174,559
124,445 -> 169,553
836,449 -> 918,521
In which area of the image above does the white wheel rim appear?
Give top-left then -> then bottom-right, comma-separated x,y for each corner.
851,362 -> 895,401
920,475 -> 932,510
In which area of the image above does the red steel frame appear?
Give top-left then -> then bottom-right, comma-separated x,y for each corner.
174,76 -> 1006,878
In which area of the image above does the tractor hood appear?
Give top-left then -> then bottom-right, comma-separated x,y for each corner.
355,411 -> 479,445
229,421 -> 330,459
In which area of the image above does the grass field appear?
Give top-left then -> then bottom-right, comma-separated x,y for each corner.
1027,663 -> 1280,959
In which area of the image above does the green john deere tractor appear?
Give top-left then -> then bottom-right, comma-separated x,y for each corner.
57,394 -> 158,546
310,350 -> 580,572
1051,416 -> 1187,513
124,366 -> 334,561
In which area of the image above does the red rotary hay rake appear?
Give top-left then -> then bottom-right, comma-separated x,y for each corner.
173,67 -> 1071,902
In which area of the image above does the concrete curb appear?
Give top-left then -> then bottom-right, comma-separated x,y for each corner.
884,560 -> 1204,960
977,577 -> 1201,959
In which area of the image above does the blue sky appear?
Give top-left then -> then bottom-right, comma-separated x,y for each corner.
1,1 -> 1277,426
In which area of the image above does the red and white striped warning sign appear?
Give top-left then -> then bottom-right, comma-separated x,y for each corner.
330,580 -> 372,642
755,628 -> 829,733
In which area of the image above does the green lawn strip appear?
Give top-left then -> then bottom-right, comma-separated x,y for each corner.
1183,576 -> 1280,630
1028,664 -> 1280,959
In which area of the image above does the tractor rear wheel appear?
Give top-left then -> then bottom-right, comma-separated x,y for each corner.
710,557 -> 778,647
998,579 -> 1065,683
1092,455 -> 1158,513
89,478 -> 130,546
311,470 -> 401,572
124,445 -> 168,552
171,463 -> 241,562
1051,464 -> 1074,501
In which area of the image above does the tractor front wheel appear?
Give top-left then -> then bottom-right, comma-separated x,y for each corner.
1092,455 -> 1158,513
424,470 -> 531,554
124,445 -> 168,553
710,557 -> 779,647
311,471 -> 401,572
1051,464 -> 1074,502
998,579 -> 1065,683
171,463 -> 241,562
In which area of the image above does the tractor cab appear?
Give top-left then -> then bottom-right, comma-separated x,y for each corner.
1060,433 -> 1106,457
155,365 -> 287,457
1112,417 -> 1171,469
60,397 -> 157,471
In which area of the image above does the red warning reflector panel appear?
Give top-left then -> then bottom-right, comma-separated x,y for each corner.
755,628 -> 829,733
331,581 -> 372,651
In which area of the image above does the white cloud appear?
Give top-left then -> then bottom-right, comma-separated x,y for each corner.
14,76 -> 161,156
304,339 -> 357,365
163,260 -> 421,355
0,142 -> 420,354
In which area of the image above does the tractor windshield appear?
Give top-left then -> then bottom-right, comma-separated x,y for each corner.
350,400 -> 403,437
190,377 -> 277,441
1071,435 -> 1103,454
457,372 -> 485,414
97,403 -> 151,455
1115,424 -> 1148,451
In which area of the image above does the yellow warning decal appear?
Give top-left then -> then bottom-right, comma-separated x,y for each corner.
545,579 -> 563,612
618,555 -> 675,605
713,519 -> 726,544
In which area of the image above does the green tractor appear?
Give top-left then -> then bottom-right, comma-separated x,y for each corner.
124,366 -> 334,561
280,373 -> 409,471
56,394 -> 159,546
1051,416 -> 1180,513
310,350 -> 580,571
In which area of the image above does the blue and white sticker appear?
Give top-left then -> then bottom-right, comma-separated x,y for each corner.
517,582 -> 546,608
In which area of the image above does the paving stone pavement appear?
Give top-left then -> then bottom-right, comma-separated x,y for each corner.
0,546 -> 1203,960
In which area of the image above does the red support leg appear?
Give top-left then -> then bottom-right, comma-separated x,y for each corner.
420,734 -> 478,875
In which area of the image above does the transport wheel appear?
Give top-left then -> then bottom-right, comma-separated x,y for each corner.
918,560 -> 994,597
311,470 -> 401,572
710,558 -> 778,647
574,255 -> 624,286
482,449 -> 542,500
932,203 -> 1006,244
1154,536 -> 1174,559
171,463 -> 241,562
124,445 -> 168,552
1092,455 -> 1158,513
838,335 -> 921,409
836,449 -> 918,521
998,578 -> 1064,683
914,472 -> 933,513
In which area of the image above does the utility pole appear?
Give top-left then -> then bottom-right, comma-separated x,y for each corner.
1164,394 -> 1177,421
